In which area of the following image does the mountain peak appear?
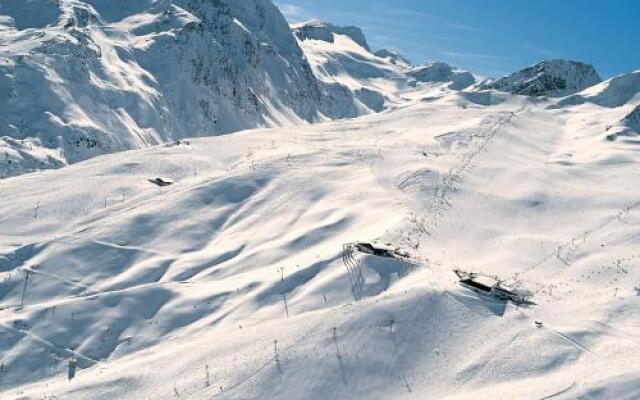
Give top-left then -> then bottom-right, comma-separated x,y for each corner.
481,59 -> 602,96
292,19 -> 370,51
374,49 -> 411,66
407,61 -> 476,90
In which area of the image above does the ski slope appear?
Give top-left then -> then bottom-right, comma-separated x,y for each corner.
1,75 -> 640,399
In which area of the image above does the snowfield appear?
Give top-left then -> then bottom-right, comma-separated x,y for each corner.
2,0 -> 640,398
1,71 -> 640,399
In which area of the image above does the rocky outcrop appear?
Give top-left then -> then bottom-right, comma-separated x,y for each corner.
293,19 -> 370,51
407,62 -> 476,90
374,49 -> 411,66
480,59 -> 602,97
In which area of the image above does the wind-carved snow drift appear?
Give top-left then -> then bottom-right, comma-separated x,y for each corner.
0,0 -> 365,177
480,59 -> 602,97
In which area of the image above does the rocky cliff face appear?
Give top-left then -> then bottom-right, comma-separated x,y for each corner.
480,59 -> 602,96
0,0 -> 361,177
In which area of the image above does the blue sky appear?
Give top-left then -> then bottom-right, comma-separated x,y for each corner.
275,0 -> 640,78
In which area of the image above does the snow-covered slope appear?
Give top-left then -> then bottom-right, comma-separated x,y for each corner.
559,69 -> 640,107
407,62 -> 476,90
1,74 -> 639,399
292,20 -> 410,111
548,70 -> 640,145
0,0 -> 367,178
374,49 -> 411,67
293,19 -> 371,52
292,20 -> 477,111
480,59 -> 602,97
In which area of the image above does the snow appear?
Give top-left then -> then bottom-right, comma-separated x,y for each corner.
0,0 -> 366,178
480,59 -> 602,97
374,49 -> 411,67
1,66 -> 640,398
293,19 -> 371,51
560,69 -> 640,107
2,1 -> 640,398
293,21 -> 407,108
293,20 -> 475,112
407,62 -> 476,90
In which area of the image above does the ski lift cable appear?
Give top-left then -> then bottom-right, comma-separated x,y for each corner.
388,107 -> 526,252
512,200 -> 640,283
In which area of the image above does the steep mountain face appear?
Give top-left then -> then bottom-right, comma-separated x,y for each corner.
292,20 -> 409,112
0,0 -> 362,178
480,59 -> 602,96
407,62 -> 475,90
292,20 -> 476,112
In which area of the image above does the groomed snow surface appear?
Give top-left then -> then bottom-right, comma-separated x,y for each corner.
1,74 -> 640,399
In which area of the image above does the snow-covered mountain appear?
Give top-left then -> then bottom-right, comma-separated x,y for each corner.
560,69 -> 640,107
292,19 -> 410,111
293,19 -> 371,52
0,0 -> 369,178
292,19 -> 476,111
407,62 -> 476,90
480,59 -> 602,96
1,66 -> 640,399
572,72 -> 640,141
374,49 -> 411,67
2,4 -> 640,397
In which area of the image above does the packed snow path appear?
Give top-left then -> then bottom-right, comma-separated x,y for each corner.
1,85 -> 639,399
